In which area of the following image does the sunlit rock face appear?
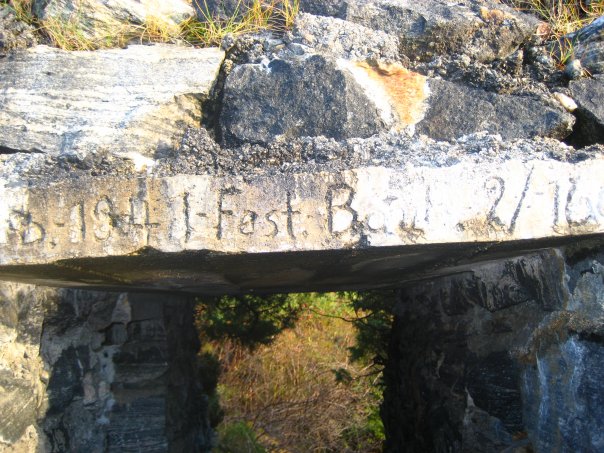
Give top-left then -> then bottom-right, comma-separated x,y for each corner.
32,0 -> 195,42
0,45 -> 224,157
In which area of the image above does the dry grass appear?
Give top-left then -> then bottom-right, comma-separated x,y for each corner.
185,0 -> 299,46
507,0 -> 603,38
3,0 -> 299,50
210,293 -> 384,453
506,0 -> 604,64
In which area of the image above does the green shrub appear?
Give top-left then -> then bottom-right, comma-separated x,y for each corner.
215,421 -> 267,453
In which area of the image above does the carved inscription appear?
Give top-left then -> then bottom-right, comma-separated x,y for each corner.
69,202 -> 86,244
183,192 -> 192,243
129,198 -> 160,245
9,210 -> 45,245
554,179 -> 601,233
284,192 -> 301,240
484,168 -> 533,234
2,161 -> 603,260
216,186 -> 242,240
397,184 -> 430,243
327,184 -> 357,235
399,218 -> 425,242
566,178 -> 596,227
265,211 -> 279,238
211,185 -> 303,240
239,210 -> 257,235
93,197 -> 114,241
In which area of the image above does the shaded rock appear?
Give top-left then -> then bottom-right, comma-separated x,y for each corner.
33,0 -> 194,42
565,58 -> 585,79
0,44 -> 224,157
221,52 -> 573,145
0,284 -> 212,452
382,247 -> 604,453
300,0 -> 539,62
521,251 -> 604,453
418,79 -> 575,141
569,75 -> 604,146
0,5 -> 38,53
220,54 -> 402,145
39,291 -> 212,453
381,251 -> 567,452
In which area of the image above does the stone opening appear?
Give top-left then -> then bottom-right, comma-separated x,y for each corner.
3,241 -> 604,452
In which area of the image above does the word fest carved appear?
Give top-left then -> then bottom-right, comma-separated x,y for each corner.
199,182 -> 430,243
211,187 -> 302,241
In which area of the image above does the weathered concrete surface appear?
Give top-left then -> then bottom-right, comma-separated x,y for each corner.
0,44 -> 224,157
1,141 -> 604,293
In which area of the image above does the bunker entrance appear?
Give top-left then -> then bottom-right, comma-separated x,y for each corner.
2,240 -> 604,453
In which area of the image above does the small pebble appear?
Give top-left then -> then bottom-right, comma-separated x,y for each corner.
553,92 -> 578,112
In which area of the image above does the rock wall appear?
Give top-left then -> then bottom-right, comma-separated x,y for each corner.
382,244 -> 604,452
0,284 -> 212,452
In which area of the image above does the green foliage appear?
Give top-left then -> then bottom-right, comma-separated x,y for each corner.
341,401 -> 386,452
345,290 -> 396,373
505,0 -> 604,66
3,0 -> 35,24
197,351 -> 224,426
195,293 -> 304,349
215,421 -> 267,453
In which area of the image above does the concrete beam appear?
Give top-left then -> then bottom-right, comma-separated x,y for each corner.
1,154 -> 603,293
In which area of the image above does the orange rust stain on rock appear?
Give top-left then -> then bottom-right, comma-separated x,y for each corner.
355,62 -> 428,127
